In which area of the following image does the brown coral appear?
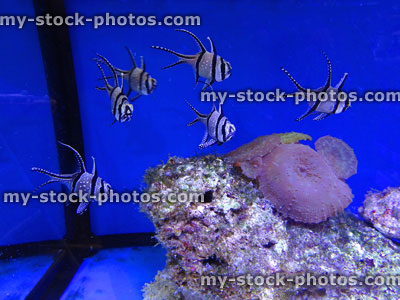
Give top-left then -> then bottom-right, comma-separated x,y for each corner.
224,133 -> 357,224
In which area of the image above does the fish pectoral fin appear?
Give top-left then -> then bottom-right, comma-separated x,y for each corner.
187,118 -> 200,126
201,130 -> 209,144
296,107 -> 317,122
198,80 -> 214,92
76,201 -> 91,215
201,80 -> 214,92
313,113 -> 330,121
129,94 -> 141,102
162,60 -> 185,70
199,138 -> 217,149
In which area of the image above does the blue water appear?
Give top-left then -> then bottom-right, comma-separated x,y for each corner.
1,0 -> 400,246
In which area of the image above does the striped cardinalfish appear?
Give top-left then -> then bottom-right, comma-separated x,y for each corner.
152,29 -> 232,90
281,52 -> 350,121
186,101 -> 236,149
32,142 -> 112,215
100,47 -> 157,102
95,53 -> 133,125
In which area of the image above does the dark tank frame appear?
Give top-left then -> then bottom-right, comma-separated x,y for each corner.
0,0 -> 156,299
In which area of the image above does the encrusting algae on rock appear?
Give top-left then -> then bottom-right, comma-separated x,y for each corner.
140,134 -> 400,299
359,187 -> 400,240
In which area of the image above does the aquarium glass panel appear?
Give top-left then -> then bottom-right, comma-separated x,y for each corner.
0,1 -> 65,245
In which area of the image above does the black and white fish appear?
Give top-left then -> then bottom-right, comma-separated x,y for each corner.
32,142 -> 112,215
152,29 -> 232,90
100,47 -> 157,102
281,52 -> 350,121
95,54 -> 133,124
186,101 -> 236,149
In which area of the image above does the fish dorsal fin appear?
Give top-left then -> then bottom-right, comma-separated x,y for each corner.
58,142 -> 86,173
91,156 -> 97,176
207,36 -> 217,55
281,67 -> 307,92
322,51 -> 332,91
335,73 -> 348,91
218,101 -> 223,115
141,56 -> 145,72
96,53 -> 118,87
95,61 -> 111,91
125,46 -> 137,70
176,29 -> 206,53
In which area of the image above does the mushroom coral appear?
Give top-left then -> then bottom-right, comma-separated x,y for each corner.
224,133 -> 357,224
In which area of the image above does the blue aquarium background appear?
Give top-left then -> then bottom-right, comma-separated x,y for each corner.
0,0 -> 400,298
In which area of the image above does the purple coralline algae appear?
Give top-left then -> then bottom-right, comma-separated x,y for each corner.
141,147 -> 400,300
314,135 -> 358,180
359,187 -> 400,240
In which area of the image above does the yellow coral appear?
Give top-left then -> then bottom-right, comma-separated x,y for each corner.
279,132 -> 312,144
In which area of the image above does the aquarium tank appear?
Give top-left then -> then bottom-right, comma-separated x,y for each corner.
1,0 -> 400,299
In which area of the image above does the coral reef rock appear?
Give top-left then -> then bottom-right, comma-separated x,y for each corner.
224,133 -> 357,224
141,155 -> 400,300
359,187 -> 400,240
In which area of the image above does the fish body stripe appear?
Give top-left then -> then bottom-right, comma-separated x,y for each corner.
90,172 -> 98,197
71,172 -> 84,193
99,179 -> 105,194
118,97 -> 129,120
344,97 -> 351,111
216,115 -> 227,142
112,91 -> 124,116
211,53 -> 217,83
227,62 -> 231,76
195,51 -> 205,84
109,85 -> 118,97
145,73 -> 150,95
128,69 -> 134,85
139,69 -> 145,93
220,57 -> 225,81
222,118 -> 228,142
333,99 -> 341,114
214,112 -> 224,142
